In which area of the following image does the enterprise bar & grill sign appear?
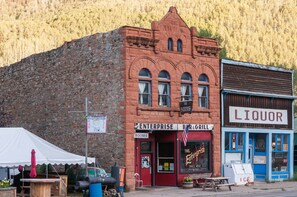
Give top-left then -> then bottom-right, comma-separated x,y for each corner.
134,123 -> 213,131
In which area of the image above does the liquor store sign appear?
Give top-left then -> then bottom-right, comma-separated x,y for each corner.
229,106 -> 288,125
134,123 -> 213,131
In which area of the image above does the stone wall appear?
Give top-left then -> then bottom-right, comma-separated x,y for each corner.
0,29 -> 126,170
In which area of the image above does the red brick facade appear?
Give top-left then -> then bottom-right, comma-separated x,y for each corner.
122,7 -> 221,188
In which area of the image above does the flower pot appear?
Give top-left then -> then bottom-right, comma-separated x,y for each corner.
0,187 -> 16,197
182,181 -> 193,189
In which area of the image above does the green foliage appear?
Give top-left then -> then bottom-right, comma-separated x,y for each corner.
183,176 -> 193,182
198,28 -> 228,59
0,178 -> 10,188
0,0 -> 297,73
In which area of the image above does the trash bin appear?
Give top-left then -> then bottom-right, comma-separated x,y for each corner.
118,186 -> 124,197
89,183 -> 102,197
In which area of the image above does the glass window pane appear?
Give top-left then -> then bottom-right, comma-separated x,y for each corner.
198,74 -> 209,82
225,133 -> 230,150
168,38 -> 173,51
139,81 -> 151,105
276,135 -> 282,151
272,152 -> 288,172
158,70 -> 170,79
139,68 -> 151,78
181,84 -> 192,101
181,72 -> 192,81
238,133 -> 244,151
177,39 -> 182,52
141,142 -> 152,153
272,134 -> 276,150
180,141 -> 210,173
255,133 -> 266,152
158,142 -> 174,173
198,85 -> 208,108
283,135 -> 288,151
158,142 -> 174,157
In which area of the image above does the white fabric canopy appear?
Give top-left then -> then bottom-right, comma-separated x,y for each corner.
0,127 -> 95,167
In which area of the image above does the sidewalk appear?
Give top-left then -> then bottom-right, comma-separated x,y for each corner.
124,181 -> 297,197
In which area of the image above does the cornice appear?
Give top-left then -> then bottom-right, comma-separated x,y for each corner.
126,36 -> 159,48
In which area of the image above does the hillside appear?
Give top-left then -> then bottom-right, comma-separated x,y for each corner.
0,0 -> 297,71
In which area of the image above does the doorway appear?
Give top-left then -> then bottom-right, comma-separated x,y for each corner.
249,133 -> 267,180
139,141 -> 153,186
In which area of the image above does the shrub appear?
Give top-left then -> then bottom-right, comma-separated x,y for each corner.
183,176 -> 193,183
0,179 -> 10,188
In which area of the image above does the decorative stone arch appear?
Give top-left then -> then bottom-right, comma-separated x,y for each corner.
155,58 -> 177,81
176,61 -> 198,80
198,63 -> 219,86
128,56 -> 156,79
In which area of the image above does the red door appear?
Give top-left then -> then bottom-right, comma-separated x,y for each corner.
140,153 -> 152,186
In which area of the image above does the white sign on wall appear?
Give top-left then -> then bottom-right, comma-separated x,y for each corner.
134,133 -> 149,139
229,106 -> 288,125
87,116 -> 107,133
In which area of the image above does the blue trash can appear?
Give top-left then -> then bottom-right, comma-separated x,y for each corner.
118,186 -> 124,197
89,183 -> 102,197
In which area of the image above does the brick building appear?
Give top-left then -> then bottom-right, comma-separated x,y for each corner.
0,7 -> 221,189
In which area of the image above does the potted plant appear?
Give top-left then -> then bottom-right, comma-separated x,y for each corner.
182,176 -> 193,189
0,178 -> 16,197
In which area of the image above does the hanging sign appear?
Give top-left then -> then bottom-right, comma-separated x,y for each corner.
180,100 -> 193,114
87,116 -> 107,134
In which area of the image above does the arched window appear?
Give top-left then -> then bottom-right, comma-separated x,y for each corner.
138,68 -> 152,106
198,74 -> 209,108
177,39 -> 182,52
168,38 -> 173,51
158,70 -> 170,107
181,72 -> 192,101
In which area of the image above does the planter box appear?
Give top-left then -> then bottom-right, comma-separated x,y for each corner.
0,187 -> 16,197
182,181 -> 193,189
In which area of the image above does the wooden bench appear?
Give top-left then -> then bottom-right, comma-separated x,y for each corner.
215,183 -> 235,192
202,177 -> 234,192
188,173 -> 212,187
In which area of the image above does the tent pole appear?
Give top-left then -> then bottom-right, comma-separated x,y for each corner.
46,165 -> 48,178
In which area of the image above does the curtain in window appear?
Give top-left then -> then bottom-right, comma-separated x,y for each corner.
198,86 -> 204,106
158,83 -> 165,106
139,82 -> 146,104
181,85 -> 187,101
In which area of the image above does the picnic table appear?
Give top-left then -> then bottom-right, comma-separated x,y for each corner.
202,177 -> 234,192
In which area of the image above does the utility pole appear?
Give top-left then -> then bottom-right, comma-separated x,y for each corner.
85,97 -> 88,177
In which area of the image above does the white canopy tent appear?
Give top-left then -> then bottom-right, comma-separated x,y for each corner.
0,127 -> 95,167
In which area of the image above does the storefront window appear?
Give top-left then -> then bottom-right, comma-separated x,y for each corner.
180,141 -> 210,173
225,132 -> 245,162
225,132 -> 245,152
272,134 -> 289,172
255,134 -> 266,152
157,142 -> 174,173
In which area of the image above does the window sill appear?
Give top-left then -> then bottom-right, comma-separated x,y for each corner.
136,106 -> 211,116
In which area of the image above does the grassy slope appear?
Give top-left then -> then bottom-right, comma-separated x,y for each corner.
0,0 -> 297,70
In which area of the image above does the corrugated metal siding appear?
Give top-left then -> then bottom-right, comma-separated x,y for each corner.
223,94 -> 292,129
223,64 -> 292,95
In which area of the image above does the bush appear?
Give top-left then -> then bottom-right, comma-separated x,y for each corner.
183,176 -> 193,183
0,179 -> 10,188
